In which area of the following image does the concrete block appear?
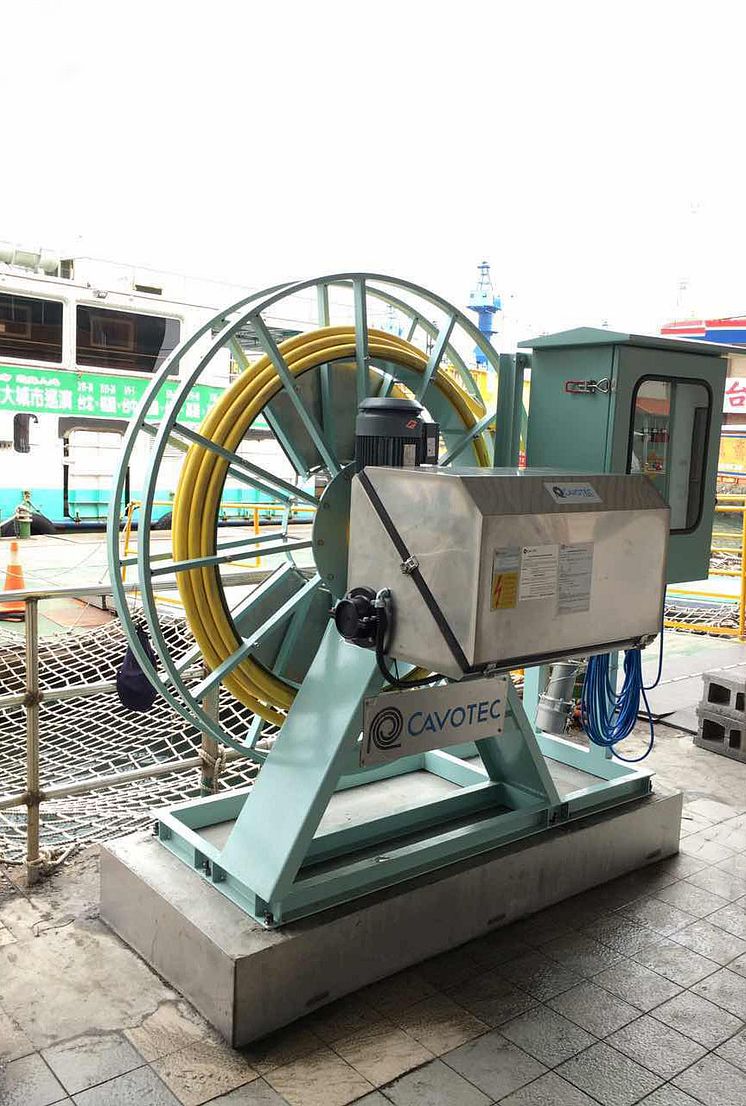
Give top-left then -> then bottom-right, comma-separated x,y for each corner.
694,705 -> 746,763
701,672 -> 746,718
101,786 -> 682,1047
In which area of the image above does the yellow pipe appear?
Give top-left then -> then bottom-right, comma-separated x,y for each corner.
172,326 -> 490,721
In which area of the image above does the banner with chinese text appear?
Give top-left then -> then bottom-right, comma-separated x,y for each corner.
0,364 -> 222,424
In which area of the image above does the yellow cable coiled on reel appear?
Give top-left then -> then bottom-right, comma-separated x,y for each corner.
172,326 -> 490,724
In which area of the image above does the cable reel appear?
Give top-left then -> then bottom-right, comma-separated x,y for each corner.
107,273 -> 501,754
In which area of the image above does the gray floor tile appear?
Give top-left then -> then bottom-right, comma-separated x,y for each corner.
654,880 -> 729,918
498,952 -> 581,1001
680,811 -> 716,838
551,890 -> 619,927
465,990 -> 539,1029
679,836 -> 735,863
703,822 -> 746,851
204,1080 -> 291,1105
593,960 -> 681,1011
465,931 -> 531,968
556,1041 -> 662,1106
350,1095 -> 390,1106
42,1033 -> 143,1094
685,867 -> 746,902
443,1030 -> 547,1100
651,990 -> 743,1048
706,902 -> 746,940
645,855 -> 708,882
633,939 -> 720,987
716,1025 -> 746,1071
686,799 -> 743,823
671,919 -> 746,964
731,952 -> 746,979
547,982 -> 640,1037
499,1006 -> 595,1067
498,1070 -> 598,1105
609,1014 -> 707,1078
637,1087 -> 709,1106
508,908 -> 576,947
541,933 -> 624,977
448,973 -> 538,1026
692,966 -> 746,1018
0,1053 -> 66,1106
617,898 -> 697,937
716,854 -> 746,879
0,1004 -> 35,1063
72,1065 -> 181,1105
627,866 -> 686,897
383,1057 -> 490,1106
362,970 -> 437,1016
417,947 -> 482,990
601,875 -> 660,911
673,1052 -> 746,1106
581,915 -> 664,956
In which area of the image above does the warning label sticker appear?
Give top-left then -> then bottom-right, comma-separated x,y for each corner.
558,542 -> 594,613
518,544 -> 559,602
491,548 -> 520,610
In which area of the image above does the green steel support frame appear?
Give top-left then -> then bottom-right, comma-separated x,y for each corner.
156,624 -> 653,927
106,276 -> 682,930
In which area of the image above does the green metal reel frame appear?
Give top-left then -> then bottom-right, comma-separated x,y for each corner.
107,272 -> 501,752
106,272 -> 656,928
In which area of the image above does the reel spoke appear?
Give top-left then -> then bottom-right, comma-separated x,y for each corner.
168,421 -> 318,506
440,411 -> 495,465
353,277 -> 370,406
416,315 -> 458,403
149,537 -> 312,578
251,313 -> 340,476
191,575 -> 321,701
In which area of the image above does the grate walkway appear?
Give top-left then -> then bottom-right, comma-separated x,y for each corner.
0,613 -> 264,863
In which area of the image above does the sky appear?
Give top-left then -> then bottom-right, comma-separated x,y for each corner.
3,0 -> 746,347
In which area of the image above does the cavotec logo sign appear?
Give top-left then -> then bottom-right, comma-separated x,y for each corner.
361,676 -> 508,767
544,481 -> 602,504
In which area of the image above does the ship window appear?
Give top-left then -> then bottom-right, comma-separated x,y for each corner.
14,413 -> 37,453
628,376 -> 711,533
76,306 -> 180,373
0,293 -> 63,362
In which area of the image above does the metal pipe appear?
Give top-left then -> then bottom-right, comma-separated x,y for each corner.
201,671 -> 220,795
25,598 -> 41,885
0,748 -> 245,811
535,661 -> 579,736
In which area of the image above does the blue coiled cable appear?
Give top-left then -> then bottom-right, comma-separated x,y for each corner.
581,633 -> 663,762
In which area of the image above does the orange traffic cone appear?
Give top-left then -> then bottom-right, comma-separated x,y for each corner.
0,541 -> 26,621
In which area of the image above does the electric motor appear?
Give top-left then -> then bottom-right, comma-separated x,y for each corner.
354,397 -> 438,471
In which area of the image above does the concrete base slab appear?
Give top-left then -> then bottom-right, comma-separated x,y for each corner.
101,784 -> 682,1047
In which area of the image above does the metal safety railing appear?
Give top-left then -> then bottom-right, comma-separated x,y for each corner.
0,581 -> 251,886
665,490 -> 746,639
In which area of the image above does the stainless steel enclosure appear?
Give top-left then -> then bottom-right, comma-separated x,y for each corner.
348,467 -> 669,678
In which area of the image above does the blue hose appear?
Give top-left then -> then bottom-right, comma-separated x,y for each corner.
581,648 -> 655,762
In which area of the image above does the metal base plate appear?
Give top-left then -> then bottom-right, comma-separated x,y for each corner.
101,781 -> 682,1047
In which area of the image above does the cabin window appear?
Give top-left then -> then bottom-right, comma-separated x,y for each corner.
628,376 -> 711,533
76,306 -> 180,373
0,293 -> 63,362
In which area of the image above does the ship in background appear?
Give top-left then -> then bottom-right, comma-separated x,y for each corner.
0,244 -> 308,528
662,314 -> 746,482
